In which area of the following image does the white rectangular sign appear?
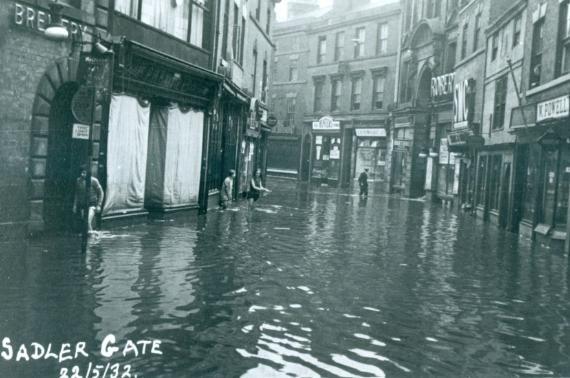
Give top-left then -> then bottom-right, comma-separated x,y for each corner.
537,95 -> 570,123
72,123 -> 90,140
355,128 -> 387,137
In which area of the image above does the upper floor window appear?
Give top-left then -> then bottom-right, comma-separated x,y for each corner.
493,75 -> 507,129
317,36 -> 327,64
491,33 -> 499,61
116,0 -> 212,49
232,6 -> 246,64
513,14 -> 522,47
461,23 -> 468,59
314,80 -> 325,112
335,31 -> 345,61
354,27 -> 366,58
331,78 -> 343,111
473,13 -> 481,52
530,18 -> 544,88
557,1 -> 570,76
266,6 -> 271,34
377,23 -> 388,55
285,97 -> 296,127
351,76 -> 363,110
373,75 -> 385,109
255,0 -> 261,20
446,42 -> 457,72
289,59 -> 298,81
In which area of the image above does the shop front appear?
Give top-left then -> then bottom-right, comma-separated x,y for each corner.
102,40 -> 220,219
309,116 -> 342,186
512,95 -> 570,249
353,128 -> 387,182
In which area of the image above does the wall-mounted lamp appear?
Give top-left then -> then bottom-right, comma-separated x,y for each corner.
44,1 -> 69,41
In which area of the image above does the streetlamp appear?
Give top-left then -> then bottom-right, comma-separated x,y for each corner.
44,0 -> 112,252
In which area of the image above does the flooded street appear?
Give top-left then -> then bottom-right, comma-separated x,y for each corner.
1,179 -> 570,377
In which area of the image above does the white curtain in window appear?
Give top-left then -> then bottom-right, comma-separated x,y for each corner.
115,0 -> 139,17
163,106 -> 204,206
103,95 -> 150,217
141,0 -> 189,40
190,2 -> 204,47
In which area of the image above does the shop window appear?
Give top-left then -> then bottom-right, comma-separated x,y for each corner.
335,31 -> 345,61
289,59 -> 298,81
317,36 -> 327,64
513,14 -> 522,47
461,23 -> 468,60
522,145 -> 541,222
530,18 -> 544,88
331,79 -> 342,112
492,75 -> 507,130
491,33 -> 499,61
557,1 -> 570,76
488,155 -> 502,211
372,75 -> 385,110
351,76 -> 363,111
377,23 -> 388,55
314,80 -> 324,112
555,146 -> 570,226
354,27 -> 366,58
476,155 -> 488,207
473,13 -> 481,52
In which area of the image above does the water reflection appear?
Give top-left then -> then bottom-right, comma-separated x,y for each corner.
1,180 -> 570,377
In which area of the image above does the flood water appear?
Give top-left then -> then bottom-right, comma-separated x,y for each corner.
1,180 -> 569,377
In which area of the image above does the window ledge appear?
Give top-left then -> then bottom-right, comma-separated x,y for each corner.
526,73 -> 570,97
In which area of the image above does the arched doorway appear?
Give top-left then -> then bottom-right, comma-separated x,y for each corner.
43,82 -> 83,231
28,57 -> 103,233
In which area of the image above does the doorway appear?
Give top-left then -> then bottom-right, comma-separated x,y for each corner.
301,137 -> 311,181
44,83 -> 84,232
499,162 -> 511,229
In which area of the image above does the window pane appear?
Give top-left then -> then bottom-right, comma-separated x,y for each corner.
141,0 -> 190,40
191,2 -> 204,46
115,0 -> 139,18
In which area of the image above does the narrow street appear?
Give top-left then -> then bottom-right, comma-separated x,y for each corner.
1,178 -> 569,377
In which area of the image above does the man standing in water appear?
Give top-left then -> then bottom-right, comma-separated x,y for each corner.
358,168 -> 369,198
220,169 -> 236,210
73,165 -> 104,235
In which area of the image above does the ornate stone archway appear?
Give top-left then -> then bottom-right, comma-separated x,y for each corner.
28,57 -> 103,233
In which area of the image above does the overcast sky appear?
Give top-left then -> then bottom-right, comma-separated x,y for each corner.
275,0 -> 332,22
275,0 -> 396,22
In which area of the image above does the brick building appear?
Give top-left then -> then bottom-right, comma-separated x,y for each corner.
0,0 -> 282,239
269,0 -> 401,187
214,0 -> 280,197
475,0 -> 526,230
268,2 -> 325,179
508,0 -> 570,251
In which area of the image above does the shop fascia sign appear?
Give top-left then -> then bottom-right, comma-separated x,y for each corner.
13,2 -> 88,36
431,73 -> 455,99
453,78 -> 476,129
312,116 -> 340,131
355,128 -> 386,137
537,95 -> 570,123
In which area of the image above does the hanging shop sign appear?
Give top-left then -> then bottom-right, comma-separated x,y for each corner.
431,73 -> 455,99
453,78 -> 475,129
13,2 -> 88,36
536,95 -> 570,123
72,85 -> 95,124
355,128 -> 387,137
312,116 -> 340,131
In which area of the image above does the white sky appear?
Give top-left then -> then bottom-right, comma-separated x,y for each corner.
275,0 -> 394,22
275,0 -> 332,22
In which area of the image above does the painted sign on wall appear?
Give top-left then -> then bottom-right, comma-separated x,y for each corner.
453,78 -> 475,129
431,73 -> 455,98
537,95 -> 570,123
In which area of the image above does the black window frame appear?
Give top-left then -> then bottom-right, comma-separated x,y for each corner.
492,75 -> 508,130
317,36 -> 327,64
331,78 -> 343,112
